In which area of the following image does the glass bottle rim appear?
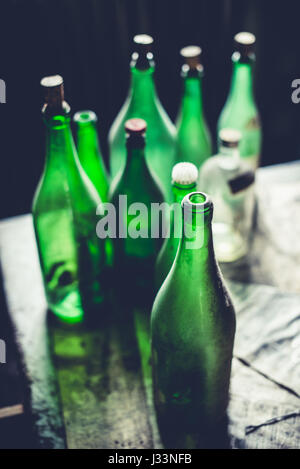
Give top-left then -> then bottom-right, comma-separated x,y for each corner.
74,110 -> 97,125
182,192 -> 213,214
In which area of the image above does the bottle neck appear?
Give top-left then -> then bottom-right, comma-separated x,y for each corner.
76,121 -> 101,158
129,66 -> 156,108
228,53 -> 255,104
181,70 -> 204,117
170,183 -> 197,238
173,194 -> 216,274
181,210 -> 213,250
176,208 -> 214,274
218,145 -> 240,170
172,183 -> 197,205
44,114 -> 76,168
124,140 -> 148,175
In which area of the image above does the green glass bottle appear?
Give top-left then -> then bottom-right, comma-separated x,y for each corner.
151,192 -> 236,448
155,162 -> 198,290
110,118 -> 165,308
217,32 -> 262,169
32,76 -> 105,324
73,110 -> 109,202
108,34 -> 176,202
176,46 -> 212,167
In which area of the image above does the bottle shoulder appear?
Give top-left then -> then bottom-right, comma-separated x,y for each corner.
151,268 -> 236,349
33,158 -> 101,218
218,96 -> 260,129
109,96 -> 176,145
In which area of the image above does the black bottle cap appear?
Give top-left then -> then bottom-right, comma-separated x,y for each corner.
234,32 -> 256,59
219,128 -> 242,148
132,34 -> 154,70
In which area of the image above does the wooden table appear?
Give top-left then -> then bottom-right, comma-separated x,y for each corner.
0,161 -> 300,449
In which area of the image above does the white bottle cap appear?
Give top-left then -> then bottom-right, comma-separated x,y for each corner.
172,162 -> 199,186
234,32 -> 256,46
219,128 -> 242,148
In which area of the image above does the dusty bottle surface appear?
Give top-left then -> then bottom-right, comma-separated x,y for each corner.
151,192 -> 236,448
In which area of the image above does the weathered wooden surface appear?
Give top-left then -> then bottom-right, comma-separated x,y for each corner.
0,161 -> 300,449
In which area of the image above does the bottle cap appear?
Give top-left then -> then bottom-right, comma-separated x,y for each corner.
234,32 -> 256,57
134,34 -> 154,47
74,110 -> 97,124
219,128 -> 242,148
172,162 -> 198,186
40,74 -> 70,116
180,46 -> 202,70
132,34 -> 154,70
41,75 -> 64,107
125,118 -> 147,135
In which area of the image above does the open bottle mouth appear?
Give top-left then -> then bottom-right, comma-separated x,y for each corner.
74,110 -> 97,124
182,192 -> 213,214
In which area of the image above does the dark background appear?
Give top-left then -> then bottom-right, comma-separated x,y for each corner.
0,0 -> 300,219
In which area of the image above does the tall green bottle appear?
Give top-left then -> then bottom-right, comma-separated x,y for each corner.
176,46 -> 212,167
155,162 -> 198,290
109,118 -> 165,308
108,34 -> 176,202
151,192 -> 236,448
32,76 -> 105,324
217,32 -> 262,169
74,110 -> 109,202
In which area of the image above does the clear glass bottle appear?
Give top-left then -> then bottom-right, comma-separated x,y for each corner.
108,34 -> 176,202
217,32 -> 262,170
199,128 -> 255,263
176,46 -> 212,168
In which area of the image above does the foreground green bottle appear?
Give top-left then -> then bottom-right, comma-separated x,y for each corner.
155,162 -> 198,290
110,118 -> 165,307
108,34 -> 176,202
176,46 -> 212,167
74,110 -> 109,202
32,76 -> 105,324
217,32 -> 262,169
151,192 -> 236,448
